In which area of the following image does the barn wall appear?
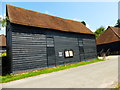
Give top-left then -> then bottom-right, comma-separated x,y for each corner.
54,36 -> 80,65
9,23 -> 97,73
45,28 -> 97,64
12,33 -> 47,72
10,24 -> 48,72
97,41 -> 120,56
83,39 -> 97,60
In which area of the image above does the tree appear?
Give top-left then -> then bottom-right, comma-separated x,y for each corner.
0,16 -> 8,30
114,19 -> 120,27
81,21 -> 86,26
94,26 -> 105,38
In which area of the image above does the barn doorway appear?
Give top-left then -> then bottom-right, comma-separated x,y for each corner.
46,36 -> 56,67
47,47 -> 56,66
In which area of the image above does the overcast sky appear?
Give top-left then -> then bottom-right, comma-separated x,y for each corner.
0,2 -> 118,34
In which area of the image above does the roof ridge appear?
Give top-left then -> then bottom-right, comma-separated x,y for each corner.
109,27 -> 120,39
6,4 -> 83,23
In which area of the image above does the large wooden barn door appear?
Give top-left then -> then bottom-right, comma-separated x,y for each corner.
46,36 -> 56,67
78,38 -> 85,61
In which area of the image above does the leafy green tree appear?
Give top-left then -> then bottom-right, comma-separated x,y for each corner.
0,16 -> 8,30
81,21 -> 86,26
94,26 -> 105,38
114,19 -> 120,27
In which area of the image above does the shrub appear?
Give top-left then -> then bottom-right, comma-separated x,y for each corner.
0,52 -> 7,57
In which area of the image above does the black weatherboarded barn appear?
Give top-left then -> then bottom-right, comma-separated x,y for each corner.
6,5 -> 97,73
96,26 -> 120,56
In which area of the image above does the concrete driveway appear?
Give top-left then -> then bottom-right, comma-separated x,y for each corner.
1,56 -> 119,88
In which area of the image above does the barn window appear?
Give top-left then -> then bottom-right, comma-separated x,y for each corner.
65,51 -> 69,57
64,50 -> 74,58
46,36 -> 54,47
69,50 -> 74,57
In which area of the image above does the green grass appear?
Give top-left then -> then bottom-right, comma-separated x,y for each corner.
0,58 -> 105,83
112,83 -> 120,90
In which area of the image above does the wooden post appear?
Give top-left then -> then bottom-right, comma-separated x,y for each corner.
103,53 -> 106,59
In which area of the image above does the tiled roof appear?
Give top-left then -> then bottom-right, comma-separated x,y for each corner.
0,34 -> 6,47
7,4 -> 94,35
96,26 -> 120,45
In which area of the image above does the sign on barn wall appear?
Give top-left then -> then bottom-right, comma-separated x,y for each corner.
58,52 -> 63,57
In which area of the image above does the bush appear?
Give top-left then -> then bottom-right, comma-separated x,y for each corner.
0,52 -> 7,57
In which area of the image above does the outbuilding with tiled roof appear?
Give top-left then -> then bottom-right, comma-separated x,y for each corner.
0,34 -> 6,53
96,26 -> 120,56
6,4 -> 97,73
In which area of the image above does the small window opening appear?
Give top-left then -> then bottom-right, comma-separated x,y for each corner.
64,50 -> 74,58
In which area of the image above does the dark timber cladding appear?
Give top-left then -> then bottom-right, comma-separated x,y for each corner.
6,4 -> 97,73
96,26 -> 120,56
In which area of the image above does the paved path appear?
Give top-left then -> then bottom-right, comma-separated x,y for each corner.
1,56 -> 119,88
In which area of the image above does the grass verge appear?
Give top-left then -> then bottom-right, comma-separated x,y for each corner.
112,83 -> 120,90
0,58 -> 105,83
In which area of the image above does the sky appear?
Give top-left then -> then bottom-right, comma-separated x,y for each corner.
0,2 -> 118,34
